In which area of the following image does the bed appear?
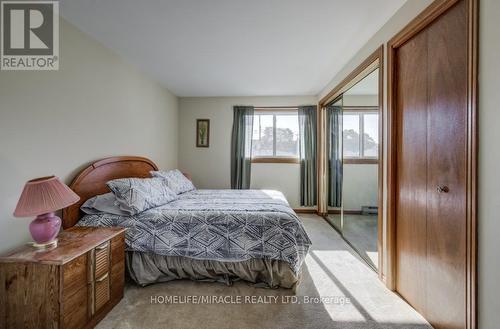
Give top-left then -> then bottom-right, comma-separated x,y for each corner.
62,156 -> 311,289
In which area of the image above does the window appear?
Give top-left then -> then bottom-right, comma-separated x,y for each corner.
343,111 -> 379,160
252,110 -> 299,163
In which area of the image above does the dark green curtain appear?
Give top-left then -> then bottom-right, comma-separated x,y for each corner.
231,106 -> 254,189
327,101 -> 342,208
298,105 -> 317,206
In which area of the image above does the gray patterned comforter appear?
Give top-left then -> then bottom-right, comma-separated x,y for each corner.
77,190 -> 311,273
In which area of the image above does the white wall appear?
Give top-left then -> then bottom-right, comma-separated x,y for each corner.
250,164 -> 301,207
0,19 -> 179,253
478,0 -> 500,328
178,96 -> 316,208
343,94 -> 378,107
343,164 -> 378,211
318,0 -> 500,327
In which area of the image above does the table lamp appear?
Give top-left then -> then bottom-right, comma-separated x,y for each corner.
13,176 -> 80,249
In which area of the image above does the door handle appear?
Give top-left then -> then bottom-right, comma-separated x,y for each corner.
437,185 -> 449,193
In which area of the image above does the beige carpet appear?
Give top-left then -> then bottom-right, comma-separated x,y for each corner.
97,214 -> 431,329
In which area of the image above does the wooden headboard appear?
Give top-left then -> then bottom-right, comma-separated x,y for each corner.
62,156 -> 158,228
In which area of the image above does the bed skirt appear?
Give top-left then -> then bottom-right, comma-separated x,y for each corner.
126,252 -> 300,289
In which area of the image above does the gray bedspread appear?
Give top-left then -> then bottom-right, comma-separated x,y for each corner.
77,190 -> 311,273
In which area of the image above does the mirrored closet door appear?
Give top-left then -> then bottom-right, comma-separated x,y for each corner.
319,52 -> 382,272
325,96 -> 343,231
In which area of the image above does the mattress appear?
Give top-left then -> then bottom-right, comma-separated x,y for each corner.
77,189 -> 311,276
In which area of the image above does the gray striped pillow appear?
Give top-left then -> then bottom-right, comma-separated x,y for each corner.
107,177 -> 178,215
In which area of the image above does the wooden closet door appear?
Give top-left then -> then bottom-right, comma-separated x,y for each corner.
395,29 -> 428,316
395,1 -> 468,328
426,2 -> 467,328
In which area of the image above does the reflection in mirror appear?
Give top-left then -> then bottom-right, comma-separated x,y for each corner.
342,68 -> 379,269
325,68 -> 380,271
325,97 -> 343,231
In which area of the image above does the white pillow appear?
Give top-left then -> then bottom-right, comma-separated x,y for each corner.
150,169 -> 195,194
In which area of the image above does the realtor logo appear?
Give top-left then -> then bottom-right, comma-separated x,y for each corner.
1,1 -> 59,70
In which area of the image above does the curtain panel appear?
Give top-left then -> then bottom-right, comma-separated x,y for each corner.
298,105 -> 317,206
327,103 -> 342,208
230,106 -> 254,189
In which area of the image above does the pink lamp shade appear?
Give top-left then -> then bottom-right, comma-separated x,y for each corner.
14,176 -> 80,246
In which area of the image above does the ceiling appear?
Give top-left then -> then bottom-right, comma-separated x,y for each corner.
60,0 -> 406,97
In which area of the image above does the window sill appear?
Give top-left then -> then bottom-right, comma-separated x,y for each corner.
343,158 -> 378,164
251,157 -> 300,164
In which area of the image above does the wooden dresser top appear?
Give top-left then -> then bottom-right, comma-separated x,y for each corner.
0,227 -> 126,265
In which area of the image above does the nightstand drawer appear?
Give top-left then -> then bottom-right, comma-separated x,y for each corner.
110,233 -> 126,301
63,286 -> 88,329
111,259 -> 125,299
63,254 -> 88,300
95,273 -> 110,312
111,234 -> 125,263
94,242 -> 110,278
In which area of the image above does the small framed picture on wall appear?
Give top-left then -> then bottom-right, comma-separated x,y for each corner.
196,119 -> 210,147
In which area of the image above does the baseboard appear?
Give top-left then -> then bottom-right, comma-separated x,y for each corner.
327,209 -> 363,215
293,208 -> 317,214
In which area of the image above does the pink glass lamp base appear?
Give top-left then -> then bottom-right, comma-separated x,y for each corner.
29,212 -> 61,248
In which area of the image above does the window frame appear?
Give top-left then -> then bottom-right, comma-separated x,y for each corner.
342,107 -> 379,163
251,107 -> 300,164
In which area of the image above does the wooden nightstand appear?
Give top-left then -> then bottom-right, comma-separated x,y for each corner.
0,227 -> 126,329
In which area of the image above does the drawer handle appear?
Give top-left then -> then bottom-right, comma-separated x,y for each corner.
96,273 -> 108,282
96,244 -> 109,251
